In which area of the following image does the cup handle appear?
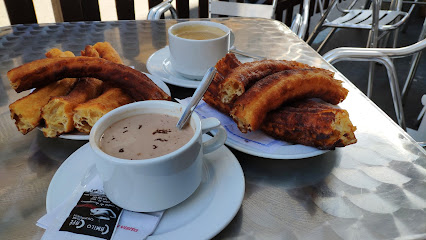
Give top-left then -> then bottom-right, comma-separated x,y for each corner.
201,118 -> 227,154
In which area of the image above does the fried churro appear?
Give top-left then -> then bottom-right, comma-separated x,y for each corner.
7,56 -> 170,101
9,49 -> 79,135
219,59 -> 314,104
230,68 -> 349,133
93,42 -> 123,64
9,78 -> 77,134
261,100 -> 357,149
73,87 -> 133,133
41,78 -> 104,137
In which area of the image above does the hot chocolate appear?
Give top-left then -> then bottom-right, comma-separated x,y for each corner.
99,113 -> 194,160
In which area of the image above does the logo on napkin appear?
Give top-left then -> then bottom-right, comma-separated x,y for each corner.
59,189 -> 123,240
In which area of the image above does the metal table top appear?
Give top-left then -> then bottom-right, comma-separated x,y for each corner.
0,18 -> 425,240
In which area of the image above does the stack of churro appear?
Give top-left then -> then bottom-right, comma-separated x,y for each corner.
204,53 -> 357,150
8,42 -> 171,137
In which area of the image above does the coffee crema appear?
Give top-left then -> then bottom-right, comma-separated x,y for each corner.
172,24 -> 226,40
99,113 -> 194,160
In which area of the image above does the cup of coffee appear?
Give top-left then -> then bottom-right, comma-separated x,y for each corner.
89,100 -> 227,212
168,21 -> 231,80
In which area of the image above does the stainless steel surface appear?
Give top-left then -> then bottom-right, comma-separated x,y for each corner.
176,67 -> 217,130
0,18 -> 425,240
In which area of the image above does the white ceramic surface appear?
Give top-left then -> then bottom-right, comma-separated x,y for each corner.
89,101 -> 227,212
147,46 -> 202,89
46,142 -> 245,239
168,21 -> 230,79
57,72 -> 171,140
225,135 -> 328,159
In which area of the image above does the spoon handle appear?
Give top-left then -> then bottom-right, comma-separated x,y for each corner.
229,47 -> 266,60
176,67 -> 217,130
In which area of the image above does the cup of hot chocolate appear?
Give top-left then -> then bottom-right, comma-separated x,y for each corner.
168,21 -> 231,80
89,100 -> 227,212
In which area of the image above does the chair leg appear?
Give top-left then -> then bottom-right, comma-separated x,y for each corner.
402,18 -> 426,103
306,0 -> 339,46
386,62 -> 406,129
392,27 -> 400,48
402,50 -> 423,103
316,27 -> 337,53
367,62 -> 376,98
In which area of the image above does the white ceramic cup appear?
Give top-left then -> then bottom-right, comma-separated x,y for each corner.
168,21 -> 231,80
89,100 -> 227,212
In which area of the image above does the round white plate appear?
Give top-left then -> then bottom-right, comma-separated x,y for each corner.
57,72 -> 171,140
225,136 -> 328,159
46,141 -> 245,239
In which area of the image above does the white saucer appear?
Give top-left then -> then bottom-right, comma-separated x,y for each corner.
147,46 -> 201,89
147,46 -> 255,89
46,140 -> 245,239
57,72 -> 171,141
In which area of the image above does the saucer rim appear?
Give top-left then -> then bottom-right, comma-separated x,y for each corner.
46,141 -> 245,239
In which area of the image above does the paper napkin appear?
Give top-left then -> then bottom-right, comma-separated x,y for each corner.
37,173 -> 163,240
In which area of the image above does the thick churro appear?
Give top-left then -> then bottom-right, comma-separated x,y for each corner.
262,100 -> 357,149
41,78 -> 103,137
7,56 -> 170,101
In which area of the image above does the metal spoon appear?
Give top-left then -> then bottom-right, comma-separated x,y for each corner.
176,67 -> 217,130
229,46 -> 266,60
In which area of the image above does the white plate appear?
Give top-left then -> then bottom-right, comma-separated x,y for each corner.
46,141 -> 245,239
225,135 -> 328,159
147,46 -> 254,89
56,72 -> 171,140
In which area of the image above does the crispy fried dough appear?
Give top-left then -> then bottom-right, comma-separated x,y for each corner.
261,100 -> 357,149
215,53 -> 242,76
93,42 -> 123,64
230,68 -> 349,133
81,45 -> 100,58
9,78 -> 78,134
73,87 -> 133,133
7,56 -> 170,101
71,43 -> 129,134
203,73 -> 234,114
45,48 -> 75,58
9,49 -> 78,135
204,53 -> 242,114
41,78 -> 104,137
219,59 -> 314,104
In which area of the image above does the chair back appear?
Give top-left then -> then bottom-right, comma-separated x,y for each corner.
208,0 -> 278,19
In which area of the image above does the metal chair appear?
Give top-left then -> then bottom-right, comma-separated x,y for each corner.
147,0 -> 278,20
147,0 -> 178,20
323,38 -> 426,130
208,0 -> 278,19
146,0 -> 311,39
306,0 -> 418,106
307,0 -> 418,52
290,0 -> 311,39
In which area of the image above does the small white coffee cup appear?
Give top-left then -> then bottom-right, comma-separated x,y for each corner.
89,100 -> 227,212
168,21 -> 231,80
